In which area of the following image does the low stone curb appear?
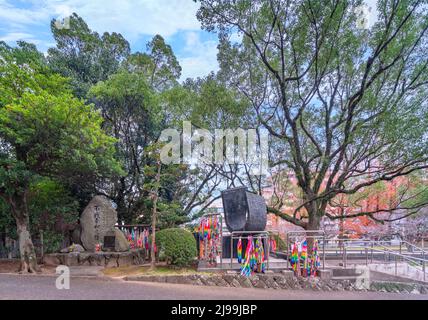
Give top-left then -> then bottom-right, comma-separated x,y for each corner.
124,273 -> 428,295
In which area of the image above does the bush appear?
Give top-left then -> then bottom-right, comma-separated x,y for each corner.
156,228 -> 197,267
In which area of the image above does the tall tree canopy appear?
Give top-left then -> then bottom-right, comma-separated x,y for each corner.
0,42 -> 122,272
48,13 -> 131,98
196,0 -> 428,230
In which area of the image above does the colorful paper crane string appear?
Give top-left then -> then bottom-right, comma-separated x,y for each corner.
237,237 -> 242,264
311,239 -> 321,277
198,216 -> 220,262
240,236 -> 254,277
255,237 -> 266,273
301,240 -> 310,277
290,241 -> 300,276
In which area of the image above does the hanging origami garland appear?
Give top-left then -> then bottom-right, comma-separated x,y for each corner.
311,239 -> 321,277
301,240 -> 310,277
239,236 -> 266,277
237,237 -> 242,264
198,219 -> 204,239
250,242 -> 257,273
241,236 -> 254,277
204,218 -> 210,239
290,241 -> 300,276
143,229 -> 150,250
255,237 -> 266,273
137,231 -> 143,248
198,216 -> 221,263
127,232 -> 135,249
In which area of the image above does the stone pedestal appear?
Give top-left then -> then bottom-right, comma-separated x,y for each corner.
280,269 -> 294,279
43,249 -> 145,267
318,269 -> 333,281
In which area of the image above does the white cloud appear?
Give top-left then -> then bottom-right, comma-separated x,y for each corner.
0,0 -> 202,39
0,1 -> 50,27
0,32 -> 45,46
0,0 -> 219,79
178,31 -> 219,81
0,0 -> 386,81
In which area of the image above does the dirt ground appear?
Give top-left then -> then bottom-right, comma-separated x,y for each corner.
101,263 -> 205,278
0,259 -> 198,277
0,259 -> 56,274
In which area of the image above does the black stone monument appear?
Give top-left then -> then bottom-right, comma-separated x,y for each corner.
221,187 -> 267,232
221,187 -> 268,258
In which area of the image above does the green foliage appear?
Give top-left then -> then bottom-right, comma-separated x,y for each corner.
48,13 -> 130,97
156,228 -> 197,267
0,91 -> 122,181
196,0 -> 428,227
29,178 -> 78,245
89,71 -> 162,222
0,41 -> 69,108
40,230 -> 64,254
0,198 -> 16,237
125,34 -> 181,90
140,143 -> 190,227
0,42 -> 122,244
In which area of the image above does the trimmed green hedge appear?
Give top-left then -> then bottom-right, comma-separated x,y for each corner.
156,228 -> 197,267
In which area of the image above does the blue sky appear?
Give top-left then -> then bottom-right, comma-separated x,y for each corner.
0,0 -> 220,81
0,0 -> 378,81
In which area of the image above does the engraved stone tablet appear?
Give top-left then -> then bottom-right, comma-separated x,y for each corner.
80,196 -> 118,252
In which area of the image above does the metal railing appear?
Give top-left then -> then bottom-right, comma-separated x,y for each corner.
286,230 -> 326,270
337,239 -> 427,282
282,234 -> 427,282
230,231 -> 270,270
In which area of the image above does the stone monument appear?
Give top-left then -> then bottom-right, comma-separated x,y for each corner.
80,195 -> 129,252
221,187 -> 268,259
221,187 -> 267,232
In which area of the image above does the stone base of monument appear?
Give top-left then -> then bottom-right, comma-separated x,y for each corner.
317,269 -> 333,281
43,249 -> 146,268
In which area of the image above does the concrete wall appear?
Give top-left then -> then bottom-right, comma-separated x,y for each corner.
367,262 -> 427,283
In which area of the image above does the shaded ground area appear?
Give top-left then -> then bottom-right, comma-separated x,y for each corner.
0,260 -> 20,273
0,259 -> 56,274
0,274 -> 427,300
102,264 -> 208,278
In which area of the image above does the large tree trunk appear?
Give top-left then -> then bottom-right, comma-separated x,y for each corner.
15,214 -> 40,273
8,191 -> 40,273
306,209 -> 322,253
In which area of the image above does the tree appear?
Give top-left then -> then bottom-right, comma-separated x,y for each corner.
145,146 -> 162,270
48,13 -> 130,98
197,0 -> 428,231
0,44 -> 121,272
89,70 -> 161,222
143,142 -> 189,269
125,35 -> 182,90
